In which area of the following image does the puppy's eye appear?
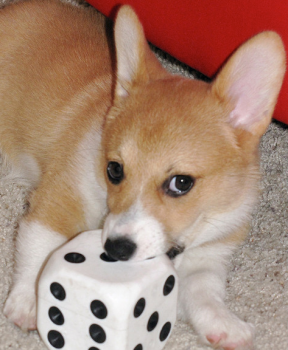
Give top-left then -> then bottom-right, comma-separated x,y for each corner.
107,162 -> 124,185
163,175 -> 194,197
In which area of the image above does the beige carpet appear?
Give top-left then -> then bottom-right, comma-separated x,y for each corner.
0,1 -> 287,349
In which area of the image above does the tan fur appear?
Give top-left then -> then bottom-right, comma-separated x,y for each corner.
1,0 -> 286,346
1,0 -> 284,242
101,26 -> 285,249
0,0 -> 112,237
103,73 -> 259,244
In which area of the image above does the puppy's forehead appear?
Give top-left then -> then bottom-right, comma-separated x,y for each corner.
107,78 -> 235,167
127,80 -> 223,133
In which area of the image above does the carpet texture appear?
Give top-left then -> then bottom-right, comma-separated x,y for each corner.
0,1 -> 287,349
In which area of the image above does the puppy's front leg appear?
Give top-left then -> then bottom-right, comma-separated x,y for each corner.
4,218 -> 66,330
177,242 -> 254,350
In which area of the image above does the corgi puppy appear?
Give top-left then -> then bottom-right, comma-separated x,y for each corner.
1,0 -> 285,349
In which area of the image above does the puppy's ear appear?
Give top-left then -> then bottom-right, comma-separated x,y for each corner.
114,6 -> 148,98
213,31 -> 286,137
114,6 -> 167,98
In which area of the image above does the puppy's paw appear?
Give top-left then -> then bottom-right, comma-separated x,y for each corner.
195,304 -> 254,350
4,285 -> 37,331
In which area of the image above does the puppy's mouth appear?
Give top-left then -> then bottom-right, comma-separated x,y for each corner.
103,237 -> 185,262
166,244 -> 185,260
147,244 -> 185,261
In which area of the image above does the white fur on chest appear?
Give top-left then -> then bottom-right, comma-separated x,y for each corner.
73,130 -> 107,230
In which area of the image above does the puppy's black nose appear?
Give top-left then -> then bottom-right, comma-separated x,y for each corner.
104,237 -> 137,261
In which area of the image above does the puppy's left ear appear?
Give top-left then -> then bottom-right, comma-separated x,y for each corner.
114,5 -> 167,99
213,31 -> 286,137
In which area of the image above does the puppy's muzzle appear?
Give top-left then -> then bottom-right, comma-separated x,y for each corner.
104,237 -> 137,261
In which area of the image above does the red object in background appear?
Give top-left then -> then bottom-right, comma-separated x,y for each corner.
87,0 -> 288,125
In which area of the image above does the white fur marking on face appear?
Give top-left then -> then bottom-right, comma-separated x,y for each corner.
102,201 -> 167,261
74,130 -> 107,230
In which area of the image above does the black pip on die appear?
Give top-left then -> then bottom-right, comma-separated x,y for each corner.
37,230 -> 178,350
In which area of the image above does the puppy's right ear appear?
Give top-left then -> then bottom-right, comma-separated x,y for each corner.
114,6 -> 167,99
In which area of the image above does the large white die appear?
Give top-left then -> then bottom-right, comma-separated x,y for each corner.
37,230 -> 178,350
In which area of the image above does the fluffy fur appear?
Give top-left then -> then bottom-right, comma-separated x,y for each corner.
0,1 -> 285,349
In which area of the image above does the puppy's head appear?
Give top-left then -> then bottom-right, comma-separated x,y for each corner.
100,6 -> 286,261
